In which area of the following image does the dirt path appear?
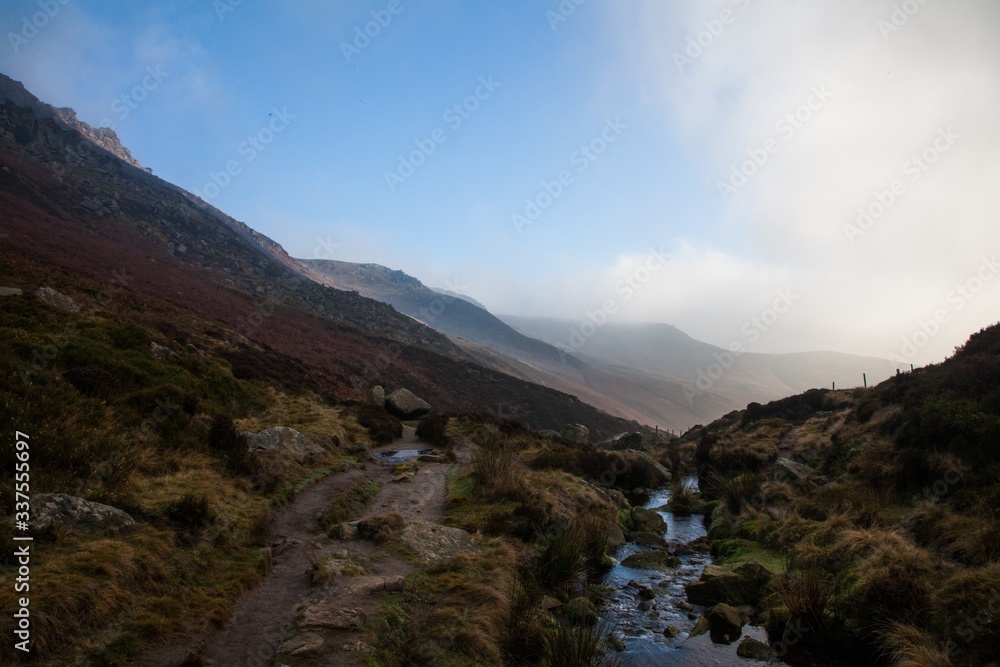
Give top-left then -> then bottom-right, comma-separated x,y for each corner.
135,427 -> 456,667
777,425 -> 801,459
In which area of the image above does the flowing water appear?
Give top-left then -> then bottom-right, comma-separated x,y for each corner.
602,477 -> 779,665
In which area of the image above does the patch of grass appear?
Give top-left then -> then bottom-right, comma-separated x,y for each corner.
543,616 -> 626,667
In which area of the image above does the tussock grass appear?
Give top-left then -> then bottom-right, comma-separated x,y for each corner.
319,478 -> 382,530
472,426 -> 528,501
543,616 -> 626,667
880,622 -> 953,667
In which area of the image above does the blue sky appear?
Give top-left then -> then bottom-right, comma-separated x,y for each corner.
2,1 -> 999,364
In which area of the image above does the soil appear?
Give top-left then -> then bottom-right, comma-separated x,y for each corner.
134,427 -> 462,667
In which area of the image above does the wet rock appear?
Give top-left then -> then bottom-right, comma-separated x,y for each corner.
385,388 -> 431,419
367,385 -> 385,408
280,632 -> 324,656
396,521 -> 482,564
149,341 -> 180,362
677,601 -> 694,612
689,617 -> 711,638
608,633 -> 627,651
664,625 -> 681,638
621,550 -> 680,570
30,493 -> 134,534
630,506 -> 666,534
34,286 -> 80,313
633,531 -> 668,548
737,637 -> 776,660
607,523 -> 626,550
706,603 -> 744,643
685,560 -> 775,607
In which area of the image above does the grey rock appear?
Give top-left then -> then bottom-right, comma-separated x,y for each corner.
630,506 -> 667,534
149,341 -> 180,362
34,287 -> 80,313
396,521 -> 482,564
772,457 -> 828,491
385,388 -> 431,419
0,286 -> 23,296
300,601 -> 363,630
737,637 -> 777,660
559,424 -> 589,444
341,575 -> 405,595
706,603 -> 744,643
537,429 -> 560,439
367,385 -> 385,408
31,493 -> 135,534
242,426 -> 325,463
280,632 -> 325,656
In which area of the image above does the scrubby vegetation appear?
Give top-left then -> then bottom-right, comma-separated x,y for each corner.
0,293 -> 365,665
672,323 -> 1000,666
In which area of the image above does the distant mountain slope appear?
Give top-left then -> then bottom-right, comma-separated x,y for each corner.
0,82 -> 640,438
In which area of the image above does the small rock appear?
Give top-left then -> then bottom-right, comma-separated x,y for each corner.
677,601 -> 694,612
637,601 -> 651,612
149,341 -> 180,362
300,602 -> 363,630
342,575 -> 406,595
737,637 -> 776,660
31,493 -> 134,534
367,385 -> 385,408
621,550 -> 680,570
607,633 -> 626,652
0,286 -> 23,296
34,286 -> 80,313
331,523 -> 358,540
689,616 -> 711,638
634,531 -> 668,548
649,610 -> 660,619
396,521 -> 482,564
280,632 -> 324,656
664,625 -> 681,638
559,424 -> 590,444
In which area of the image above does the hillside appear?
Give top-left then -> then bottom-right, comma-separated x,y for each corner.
664,322 -> 1000,665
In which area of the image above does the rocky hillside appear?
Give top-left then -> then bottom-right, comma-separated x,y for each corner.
666,322 -> 1000,665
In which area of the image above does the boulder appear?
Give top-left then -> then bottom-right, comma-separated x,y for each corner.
367,385 -> 385,408
34,286 -> 80,313
149,341 -> 180,362
705,603 -> 744,643
630,506 -> 666,534
559,424 -> 589,444
633,531 -> 668,548
242,426 -> 325,463
280,632 -> 325,656
0,286 -> 23,296
689,617 -> 711,638
771,457 -> 828,491
30,493 -> 134,533
685,560 -> 775,607
612,432 -> 646,451
606,524 -> 626,550
396,521 -> 482,564
537,429 -> 560,439
737,637 -> 776,660
664,625 -> 681,638
621,550 -> 680,570
385,389 -> 431,419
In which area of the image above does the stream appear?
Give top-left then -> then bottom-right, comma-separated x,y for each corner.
602,477 -> 779,665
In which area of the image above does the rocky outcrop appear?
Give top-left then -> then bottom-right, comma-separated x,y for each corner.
559,424 -> 589,444
384,388 -> 431,420
242,426 -> 325,463
396,522 -> 482,564
30,493 -> 135,533
685,560 -> 775,607
34,286 -> 80,313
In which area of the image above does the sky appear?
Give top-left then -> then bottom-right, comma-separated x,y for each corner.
1,0 -> 998,365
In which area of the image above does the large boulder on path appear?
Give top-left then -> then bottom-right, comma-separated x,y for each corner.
685,560 -> 775,607
630,506 -> 666,534
366,385 -> 385,408
771,457 -> 827,491
397,521 -> 482,564
34,286 -> 80,313
385,388 -> 431,419
559,424 -> 589,444
30,493 -> 135,534
705,603 -> 744,643
242,426 -> 325,463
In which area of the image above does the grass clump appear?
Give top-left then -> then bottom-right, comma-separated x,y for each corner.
319,479 -> 382,531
